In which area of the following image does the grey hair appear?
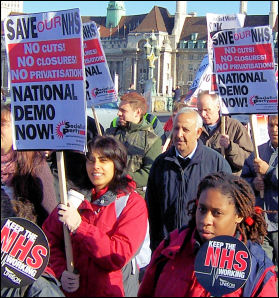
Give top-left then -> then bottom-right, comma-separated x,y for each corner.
174,107 -> 203,130
197,90 -> 220,106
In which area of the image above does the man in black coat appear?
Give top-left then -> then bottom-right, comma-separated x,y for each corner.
145,107 -> 232,251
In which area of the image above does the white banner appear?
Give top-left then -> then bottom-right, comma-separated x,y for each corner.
207,13 -> 246,65
213,26 -> 278,115
83,22 -> 117,107
206,13 -> 245,93
4,9 -> 87,152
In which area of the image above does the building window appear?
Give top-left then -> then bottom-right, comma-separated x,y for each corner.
188,64 -> 193,71
189,74 -> 193,81
179,41 -> 187,48
189,54 -> 194,60
197,40 -> 205,49
191,33 -> 198,40
187,41 -> 195,49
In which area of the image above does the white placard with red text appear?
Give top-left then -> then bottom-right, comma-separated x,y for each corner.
83,21 -> 117,107
207,13 -> 246,66
212,26 -> 277,115
206,13 -> 246,93
4,9 -> 87,152
185,13 -> 246,103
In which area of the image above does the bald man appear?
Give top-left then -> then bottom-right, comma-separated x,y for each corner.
145,107 -> 232,251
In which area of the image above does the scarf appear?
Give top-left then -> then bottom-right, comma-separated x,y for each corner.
1,150 -> 17,186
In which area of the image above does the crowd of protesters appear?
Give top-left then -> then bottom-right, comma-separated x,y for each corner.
1,90 -> 278,297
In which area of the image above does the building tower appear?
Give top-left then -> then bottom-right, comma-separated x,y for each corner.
239,1 -> 248,14
269,1 -> 278,28
106,1 -> 126,28
172,1 -> 187,45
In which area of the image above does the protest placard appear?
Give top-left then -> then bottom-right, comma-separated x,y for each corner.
212,25 -> 278,115
184,14 -> 246,104
4,8 -> 87,152
195,235 -> 251,297
1,218 -> 50,288
83,21 -> 117,107
206,13 -> 246,93
207,13 -> 246,67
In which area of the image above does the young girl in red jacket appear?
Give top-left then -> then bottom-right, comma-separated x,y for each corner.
43,136 -> 149,297
138,172 -> 278,297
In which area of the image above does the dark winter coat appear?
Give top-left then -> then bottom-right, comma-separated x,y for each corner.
145,140 -> 232,251
241,140 -> 278,232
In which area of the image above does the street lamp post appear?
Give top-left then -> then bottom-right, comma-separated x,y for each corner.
144,31 -> 160,97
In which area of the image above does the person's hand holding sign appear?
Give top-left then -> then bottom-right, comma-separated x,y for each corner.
58,202 -> 82,233
61,270 -> 80,293
219,134 -> 230,149
252,157 -> 269,195
252,175 -> 265,193
253,158 -> 269,176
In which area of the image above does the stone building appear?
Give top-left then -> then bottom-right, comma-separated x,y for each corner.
1,1 -> 278,107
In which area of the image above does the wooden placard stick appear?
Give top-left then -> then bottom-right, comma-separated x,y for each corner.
249,115 -> 264,199
162,134 -> 172,153
220,115 -> 226,157
56,151 -> 75,272
92,107 -> 103,136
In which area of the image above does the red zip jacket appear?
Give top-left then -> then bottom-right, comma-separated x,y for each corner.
138,227 -> 278,297
42,182 -> 148,297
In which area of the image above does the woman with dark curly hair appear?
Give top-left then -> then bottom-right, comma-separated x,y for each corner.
138,172 -> 277,297
43,135 -> 149,297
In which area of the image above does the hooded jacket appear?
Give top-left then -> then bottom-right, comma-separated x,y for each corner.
138,227 -> 278,297
111,113 -> 164,139
106,118 -> 162,194
42,181 -> 148,297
